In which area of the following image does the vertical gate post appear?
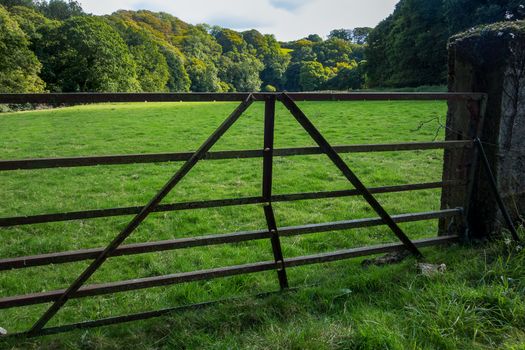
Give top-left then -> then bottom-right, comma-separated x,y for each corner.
263,95 -> 276,202
262,94 -> 289,289
441,21 -> 525,239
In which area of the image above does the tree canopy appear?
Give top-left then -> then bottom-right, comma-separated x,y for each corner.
1,0 -> 370,93
0,5 -> 44,92
1,0 -> 517,93
36,0 -> 83,20
366,0 -> 524,87
37,16 -> 140,92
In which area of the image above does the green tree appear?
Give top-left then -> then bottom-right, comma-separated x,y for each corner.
260,48 -> 289,89
0,0 -> 34,8
38,16 -> 139,92
299,61 -> 329,91
161,46 -> 190,92
349,43 -> 366,61
107,10 -> 196,91
130,42 -> 170,92
366,0 -> 523,87
289,39 -> 316,62
219,51 -> 264,92
326,61 -> 365,90
183,25 -> 221,62
328,28 -> 352,41
365,15 -> 394,87
283,62 -> 302,91
109,9 -> 191,40
366,0 -> 447,87
243,30 -> 289,89
446,0 -> 525,32
313,38 -> 353,67
182,25 -> 223,91
0,5 -> 45,92
262,84 -> 276,92
106,13 -> 190,92
186,57 -> 221,92
243,29 -> 268,52
306,34 -> 323,42
107,19 -> 169,91
10,4 -> 58,43
213,27 -> 246,53
36,0 -> 84,20
2,4 -> 379,93
352,27 -> 372,44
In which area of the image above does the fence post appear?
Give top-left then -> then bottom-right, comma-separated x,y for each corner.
441,21 -> 525,239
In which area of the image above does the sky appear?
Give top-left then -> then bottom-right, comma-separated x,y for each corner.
80,0 -> 399,41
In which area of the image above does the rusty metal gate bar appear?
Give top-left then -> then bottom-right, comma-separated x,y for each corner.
0,181 -> 462,228
6,237 -> 458,338
0,140 -> 471,172
0,92 -> 485,338
0,209 -> 461,274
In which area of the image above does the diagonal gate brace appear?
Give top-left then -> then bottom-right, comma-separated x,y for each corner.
279,93 -> 423,258
26,95 -> 255,336
264,205 -> 289,289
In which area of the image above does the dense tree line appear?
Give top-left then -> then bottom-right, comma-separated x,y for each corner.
366,0 -> 525,87
2,0 -> 519,93
0,0 -> 368,93
280,35 -> 367,91
0,5 -> 44,92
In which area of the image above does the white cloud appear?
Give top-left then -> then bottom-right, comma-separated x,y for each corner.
80,0 -> 398,41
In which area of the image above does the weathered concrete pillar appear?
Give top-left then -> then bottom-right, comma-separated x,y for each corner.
441,21 -> 525,239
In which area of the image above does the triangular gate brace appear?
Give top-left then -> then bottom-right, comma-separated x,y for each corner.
279,93 -> 423,258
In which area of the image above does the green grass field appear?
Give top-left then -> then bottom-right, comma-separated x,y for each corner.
0,101 -> 524,349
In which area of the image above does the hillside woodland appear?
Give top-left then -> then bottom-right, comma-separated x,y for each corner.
0,0 -> 523,93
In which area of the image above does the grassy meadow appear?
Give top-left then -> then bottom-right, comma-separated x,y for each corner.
0,101 -> 524,349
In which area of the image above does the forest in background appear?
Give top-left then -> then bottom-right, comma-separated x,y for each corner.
366,0 -> 525,87
0,0 -> 523,93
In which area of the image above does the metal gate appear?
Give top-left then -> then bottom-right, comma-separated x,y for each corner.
0,92 -> 485,337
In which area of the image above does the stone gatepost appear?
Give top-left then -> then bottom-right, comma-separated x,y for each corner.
441,21 -> 525,239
